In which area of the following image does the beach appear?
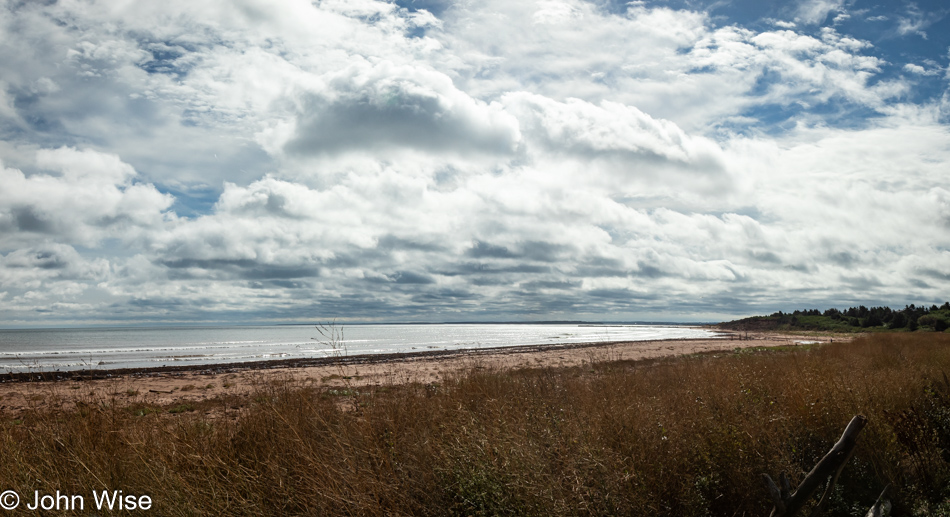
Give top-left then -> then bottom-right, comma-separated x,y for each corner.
0,330 -> 843,413
2,331 -> 945,515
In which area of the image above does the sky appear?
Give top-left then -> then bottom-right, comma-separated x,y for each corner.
0,0 -> 949,326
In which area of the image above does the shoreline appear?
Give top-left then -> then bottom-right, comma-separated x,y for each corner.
0,323 -> 719,380
0,331 -> 847,413
0,332 -> 731,382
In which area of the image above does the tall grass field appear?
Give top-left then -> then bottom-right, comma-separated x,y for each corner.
2,333 -> 950,515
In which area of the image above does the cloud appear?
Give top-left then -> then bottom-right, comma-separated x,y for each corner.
504,93 -> 722,165
903,63 -> 941,76
281,61 -> 522,158
768,19 -> 798,29
116,106 -> 950,320
1,0 -> 949,324
895,3 -> 931,38
0,0 -> 446,191
1,243 -> 105,278
500,93 -> 732,200
794,0 -> 847,25
0,242 -> 114,319
0,147 -> 173,248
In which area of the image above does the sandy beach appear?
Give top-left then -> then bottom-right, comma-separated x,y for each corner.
0,331 -> 847,413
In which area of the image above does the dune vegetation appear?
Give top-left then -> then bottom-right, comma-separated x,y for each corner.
1,333 -> 950,515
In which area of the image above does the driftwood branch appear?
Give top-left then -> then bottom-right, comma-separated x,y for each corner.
780,471 -> 792,502
810,429 -> 861,517
763,475 -> 786,514
762,414 -> 868,517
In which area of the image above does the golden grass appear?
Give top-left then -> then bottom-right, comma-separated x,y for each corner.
2,333 -> 950,515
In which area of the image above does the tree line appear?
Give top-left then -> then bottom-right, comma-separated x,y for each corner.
720,302 -> 950,332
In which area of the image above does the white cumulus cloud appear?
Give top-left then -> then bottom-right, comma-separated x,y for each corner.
0,0 -> 948,324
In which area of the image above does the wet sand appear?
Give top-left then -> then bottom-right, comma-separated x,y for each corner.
0,331 -> 847,413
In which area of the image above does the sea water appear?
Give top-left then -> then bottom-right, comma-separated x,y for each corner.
0,323 -> 722,372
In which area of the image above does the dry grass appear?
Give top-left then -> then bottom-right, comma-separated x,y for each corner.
1,333 -> 950,515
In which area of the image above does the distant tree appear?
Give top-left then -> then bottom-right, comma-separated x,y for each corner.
864,313 -> 883,327
889,312 -> 907,329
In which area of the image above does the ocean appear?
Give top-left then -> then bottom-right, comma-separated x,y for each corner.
0,323 -> 722,372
